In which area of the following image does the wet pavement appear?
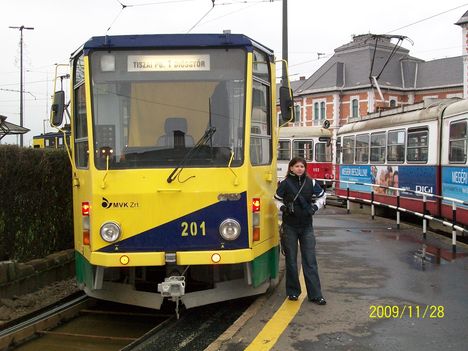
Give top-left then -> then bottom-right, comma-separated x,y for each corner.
213,206 -> 468,351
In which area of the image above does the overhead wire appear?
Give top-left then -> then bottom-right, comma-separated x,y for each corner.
187,1 -> 216,33
386,3 -> 468,33
285,4 -> 468,79
104,0 -> 279,33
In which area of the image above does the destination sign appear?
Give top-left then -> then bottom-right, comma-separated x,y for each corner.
128,55 -> 210,72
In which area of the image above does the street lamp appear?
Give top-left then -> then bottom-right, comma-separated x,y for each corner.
9,25 -> 34,147
282,0 -> 288,88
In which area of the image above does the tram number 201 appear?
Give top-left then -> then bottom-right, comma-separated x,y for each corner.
181,221 -> 206,237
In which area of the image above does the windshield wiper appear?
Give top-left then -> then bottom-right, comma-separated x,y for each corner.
166,126 -> 216,183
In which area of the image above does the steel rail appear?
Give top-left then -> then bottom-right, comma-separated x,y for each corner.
0,294 -> 89,349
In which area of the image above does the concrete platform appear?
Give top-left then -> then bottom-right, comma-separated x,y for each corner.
207,206 -> 468,351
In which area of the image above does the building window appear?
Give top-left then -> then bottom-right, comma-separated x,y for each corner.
313,99 -> 326,125
351,99 -> 359,118
449,120 -> 467,163
294,104 -> 302,124
407,127 -> 428,163
389,99 -> 397,108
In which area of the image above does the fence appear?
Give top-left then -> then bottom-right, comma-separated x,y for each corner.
317,178 -> 468,253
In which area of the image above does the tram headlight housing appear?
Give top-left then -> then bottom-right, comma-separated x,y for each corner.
100,221 -> 121,243
218,219 -> 241,241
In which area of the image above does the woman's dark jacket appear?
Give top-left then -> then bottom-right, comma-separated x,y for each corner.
275,173 -> 325,227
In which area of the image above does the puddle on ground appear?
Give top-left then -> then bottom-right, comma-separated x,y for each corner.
347,227 -> 468,270
414,244 -> 467,263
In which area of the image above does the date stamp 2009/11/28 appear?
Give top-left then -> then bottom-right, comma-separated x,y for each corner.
369,305 -> 445,319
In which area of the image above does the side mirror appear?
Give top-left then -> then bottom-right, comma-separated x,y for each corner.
279,86 -> 295,122
50,91 -> 65,127
323,119 -> 330,129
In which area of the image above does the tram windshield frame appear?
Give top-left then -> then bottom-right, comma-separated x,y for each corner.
89,48 -> 247,170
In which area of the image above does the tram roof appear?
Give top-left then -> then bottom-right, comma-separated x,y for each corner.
337,99 -> 463,135
80,33 -> 273,55
279,126 -> 332,138
440,98 -> 468,120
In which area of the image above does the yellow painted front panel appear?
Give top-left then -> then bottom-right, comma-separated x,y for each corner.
73,50 -> 279,268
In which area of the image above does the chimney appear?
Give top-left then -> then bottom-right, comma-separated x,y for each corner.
455,11 -> 468,98
299,76 -> 306,81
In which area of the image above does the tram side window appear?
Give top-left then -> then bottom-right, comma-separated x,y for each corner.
387,130 -> 405,163
74,54 -> 89,168
342,136 -> 355,164
250,50 -> 271,166
278,139 -> 291,160
315,142 -> 332,162
370,132 -> 386,163
293,140 -> 313,161
336,137 -> 342,164
449,121 -> 467,163
407,127 -> 428,163
355,133 -> 369,163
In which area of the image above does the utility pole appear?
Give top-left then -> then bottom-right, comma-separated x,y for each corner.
9,25 -> 34,147
282,0 -> 288,87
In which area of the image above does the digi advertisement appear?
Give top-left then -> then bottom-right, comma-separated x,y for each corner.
339,165 -> 436,197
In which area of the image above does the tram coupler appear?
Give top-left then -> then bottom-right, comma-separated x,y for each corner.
157,276 -> 186,318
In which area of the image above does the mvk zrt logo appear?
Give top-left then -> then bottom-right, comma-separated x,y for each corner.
102,197 -> 140,209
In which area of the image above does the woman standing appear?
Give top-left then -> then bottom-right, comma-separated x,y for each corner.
274,157 -> 327,305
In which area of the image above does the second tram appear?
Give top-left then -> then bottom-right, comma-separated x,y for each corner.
336,98 -> 468,226
277,126 -> 333,182
33,131 -> 70,149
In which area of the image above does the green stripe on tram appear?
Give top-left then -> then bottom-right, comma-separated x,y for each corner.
251,246 -> 279,287
75,251 -> 94,288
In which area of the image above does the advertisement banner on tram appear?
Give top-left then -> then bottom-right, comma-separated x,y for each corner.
442,167 -> 468,207
339,165 -> 436,197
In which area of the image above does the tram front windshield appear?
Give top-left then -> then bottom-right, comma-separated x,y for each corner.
90,49 -> 246,170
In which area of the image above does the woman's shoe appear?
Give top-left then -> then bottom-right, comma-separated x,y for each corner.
309,297 -> 326,305
288,295 -> 298,301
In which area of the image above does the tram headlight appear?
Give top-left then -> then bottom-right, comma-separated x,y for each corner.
100,221 -> 121,243
218,219 -> 241,241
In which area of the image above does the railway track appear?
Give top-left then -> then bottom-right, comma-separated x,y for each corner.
1,292 -> 255,351
0,295 -> 174,351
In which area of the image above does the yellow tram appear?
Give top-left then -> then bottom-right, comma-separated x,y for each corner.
32,131 -> 70,149
50,33 -> 294,313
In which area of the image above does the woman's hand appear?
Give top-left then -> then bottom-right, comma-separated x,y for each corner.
309,204 -> 319,215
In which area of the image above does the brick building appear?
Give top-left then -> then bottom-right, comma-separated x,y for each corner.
285,33 -> 463,129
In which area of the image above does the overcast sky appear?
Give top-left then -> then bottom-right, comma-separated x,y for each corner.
1,0 -> 467,145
